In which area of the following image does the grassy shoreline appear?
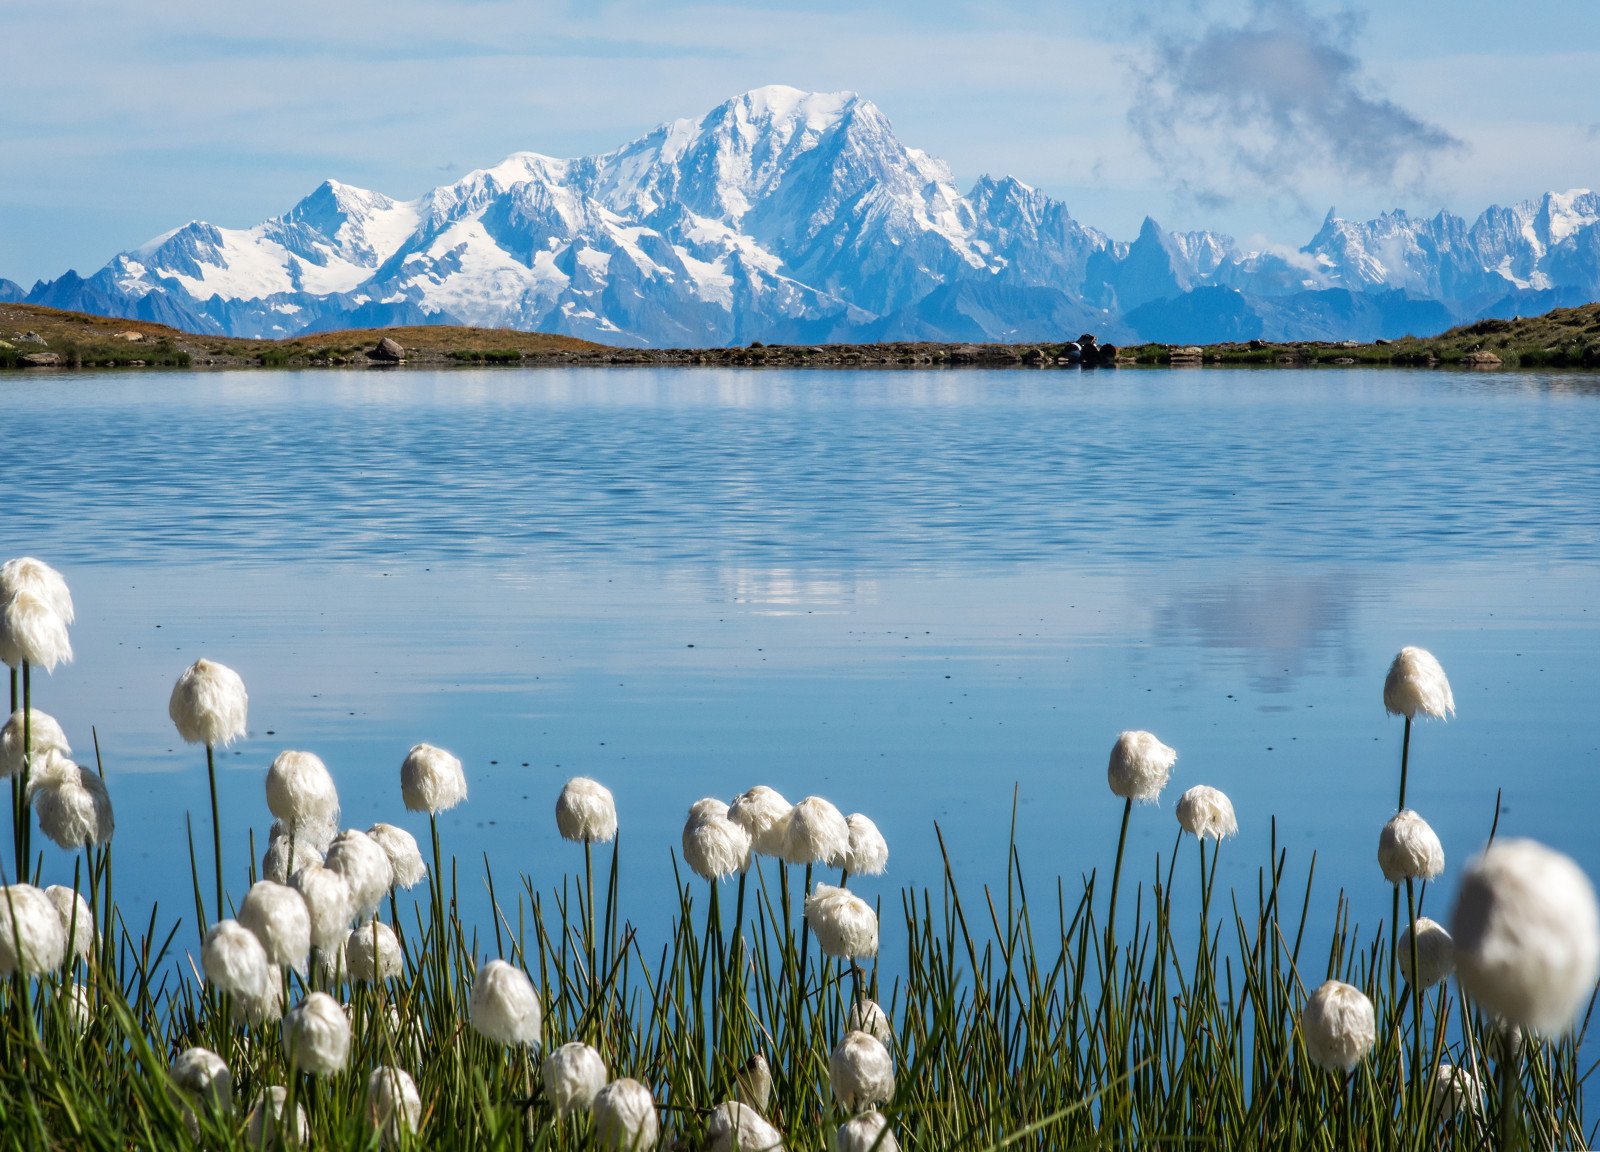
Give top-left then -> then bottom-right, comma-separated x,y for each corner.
4,301 -> 1600,373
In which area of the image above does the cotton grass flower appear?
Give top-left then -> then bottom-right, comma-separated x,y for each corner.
1175,785 -> 1237,840
29,754 -> 114,848
282,991 -> 351,1075
1300,980 -> 1376,1073
1,708 -> 69,779
735,1054 -> 772,1114
245,1087 -> 309,1151
238,881 -> 311,975
400,742 -> 466,813
263,822 -> 326,884
201,919 -> 271,1002
368,822 -> 427,889
325,828 -> 392,917
1431,1064 -> 1484,1122
834,1112 -> 900,1152
44,884 -> 94,961
1450,837 -> 1600,1035
707,1101 -> 785,1152
804,883 -> 878,959
542,1041 -> 608,1119
0,558 -> 74,624
556,776 -> 618,843
847,999 -> 894,1048
1378,810 -> 1445,883
470,958 -> 543,1047
0,884 -> 66,976
844,814 -> 889,876
1107,730 -> 1177,803
290,864 -> 356,953
64,980 -> 93,1033
1397,916 -> 1455,990
367,1066 -> 423,1146
170,1047 -> 232,1115
683,800 -> 751,881
829,1031 -> 895,1112
168,659 -> 248,748
1384,646 -> 1455,720
0,588 -> 72,671
592,1078 -> 659,1152
346,920 -> 403,982
266,750 -> 339,827
779,796 -> 850,867
729,786 -> 791,857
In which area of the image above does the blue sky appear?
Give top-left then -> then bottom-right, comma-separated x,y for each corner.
2,0 -> 1596,285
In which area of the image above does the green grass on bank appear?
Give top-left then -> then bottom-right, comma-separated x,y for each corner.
1,703 -> 1591,1148
6,301 -> 1600,374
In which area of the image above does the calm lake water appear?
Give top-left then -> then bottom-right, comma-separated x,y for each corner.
5,365 -> 1600,988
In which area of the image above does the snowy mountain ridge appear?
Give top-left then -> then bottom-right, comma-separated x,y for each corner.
19,86 -> 1600,345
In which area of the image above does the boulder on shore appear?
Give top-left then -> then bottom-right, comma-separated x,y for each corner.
22,352 -> 62,367
368,337 -> 405,362
1462,350 -> 1501,368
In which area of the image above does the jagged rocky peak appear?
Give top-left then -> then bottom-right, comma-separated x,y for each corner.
13,87 -> 1600,345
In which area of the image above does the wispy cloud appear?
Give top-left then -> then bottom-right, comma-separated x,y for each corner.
1129,0 -> 1464,210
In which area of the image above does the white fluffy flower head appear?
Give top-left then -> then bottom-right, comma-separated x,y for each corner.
325,828 -> 392,918
245,1086 -> 308,1151
266,750 -> 339,826
1432,1064 -> 1484,1122
29,755 -> 114,848
368,822 -> 427,889
736,1053 -> 772,1114
1107,730 -> 1177,803
470,958 -> 543,1047
367,1066 -> 422,1146
542,1041 -> 608,1119
805,883 -> 879,959
834,1111 -> 900,1152
1384,646 -> 1455,720
707,1101 -> 784,1152
1450,837 -> 1600,1035
556,776 -> 618,843
1300,980 -> 1375,1073
238,881 -> 311,974
291,864 -> 355,952
592,1078 -> 659,1152
263,821 -> 326,885
0,558 -> 74,623
1398,916 -> 1455,990
1378,809 -> 1445,883
44,884 -> 94,961
0,588 -> 73,671
171,1047 -> 232,1114
1176,785 -> 1237,840
844,814 -> 889,876
829,1030 -> 895,1112
0,884 -> 67,976
683,801 -> 751,882
282,991 -> 351,1075
848,999 -> 894,1048
779,796 -> 850,867
401,742 -> 466,814
1,708 -> 69,780
201,919 -> 271,1001
346,920 -> 403,982
169,659 -> 249,748
729,786 -> 792,857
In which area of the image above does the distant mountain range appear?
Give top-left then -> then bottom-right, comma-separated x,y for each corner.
9,86 -> 1598,346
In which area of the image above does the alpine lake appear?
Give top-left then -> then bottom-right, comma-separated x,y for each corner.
5,363 -> 1600,1017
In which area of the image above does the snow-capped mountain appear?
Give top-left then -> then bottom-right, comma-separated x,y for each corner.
18,86 -> 1600,345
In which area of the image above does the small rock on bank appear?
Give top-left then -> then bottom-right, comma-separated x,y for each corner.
368,337 -> 406,362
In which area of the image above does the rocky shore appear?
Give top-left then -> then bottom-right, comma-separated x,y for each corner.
4,301 -> 1598,373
